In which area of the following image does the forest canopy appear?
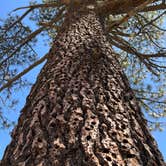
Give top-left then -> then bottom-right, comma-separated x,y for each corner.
0,0 -> 166,131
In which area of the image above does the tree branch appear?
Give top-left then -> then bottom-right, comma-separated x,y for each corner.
107,0 -> 155,30
142,3 -> 166,12
0,27 -> 45,67
97,0 -> 166,16
6,2 -> 63,32
0,7 -> 65,67
137,12 -> 166,32
0,53 -> 48,92
109,34 -> 166,75
109,34 -> 166,59
137,97 -> 166,104
13,2 -> 60,11
5,8 -> 33,33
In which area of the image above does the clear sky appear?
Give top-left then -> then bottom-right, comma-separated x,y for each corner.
0,0 -> 166,161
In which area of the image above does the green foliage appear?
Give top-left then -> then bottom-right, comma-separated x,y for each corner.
0,12 -> 38,127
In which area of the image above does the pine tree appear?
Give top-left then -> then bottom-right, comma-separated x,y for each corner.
0,0 -> 166,165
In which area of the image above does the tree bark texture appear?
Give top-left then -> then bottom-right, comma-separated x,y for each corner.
1,10 -> 165,166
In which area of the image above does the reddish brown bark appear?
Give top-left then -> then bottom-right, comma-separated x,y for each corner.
1,9 -> 165,166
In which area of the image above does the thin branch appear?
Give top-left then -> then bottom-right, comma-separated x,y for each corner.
147,120 -> 166,125
0,53 -> 49,92
97,0 -> 166,16
147,59 -> 166,69
109,34 -> 165,75
135,14 -> 166,50
145,31 -> 165,49
4,2 -> 63,33
137,97 -> 166,104
137,13 -> 166,32
26,43 -> 38,57
107,0 -> 154,30
109,34 -> 166,59
139,100 -> 161,114
5,8 -> 33,33
0,27 -> 45,66
111,29 -> 133,37
97,0 -> 146,15
133,89 -> 163,95
142,3 -> 166,12
0,7 -> 65,67
13,3 -> 59,11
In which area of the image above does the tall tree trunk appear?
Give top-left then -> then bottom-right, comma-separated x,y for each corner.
1,9 -> 165,166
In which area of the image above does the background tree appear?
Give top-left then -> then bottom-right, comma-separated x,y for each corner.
0,0 -> 166,165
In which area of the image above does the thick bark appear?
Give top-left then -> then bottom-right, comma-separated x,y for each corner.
1,9 -> 165,166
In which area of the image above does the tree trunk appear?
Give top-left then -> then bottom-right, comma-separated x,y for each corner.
1,9 -> 165,166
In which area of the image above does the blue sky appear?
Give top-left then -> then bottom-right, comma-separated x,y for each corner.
0,0 -> 166,161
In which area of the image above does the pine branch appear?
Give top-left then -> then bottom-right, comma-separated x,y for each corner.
138,11 -> 166,30
97,0 -> 165,15
142,3 -> 166,12
5,8 -> 33,33
137,13 -> 166,32
6,2 -> 63,32
135,14 -> 166,50
107,0 -> 155,30
109,34 -> 166,75
137,97 -> 166,104
13,2 -> 60,11
0,7 -> 65,67
133,89 -> 163,95
0,27 -> 45,67
109,34 -> 166,59
0,53 -> 48,92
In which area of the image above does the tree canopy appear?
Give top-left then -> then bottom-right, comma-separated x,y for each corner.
0,0 -> 166,130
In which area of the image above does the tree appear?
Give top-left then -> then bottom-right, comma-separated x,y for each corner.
0,0 -> 166,165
